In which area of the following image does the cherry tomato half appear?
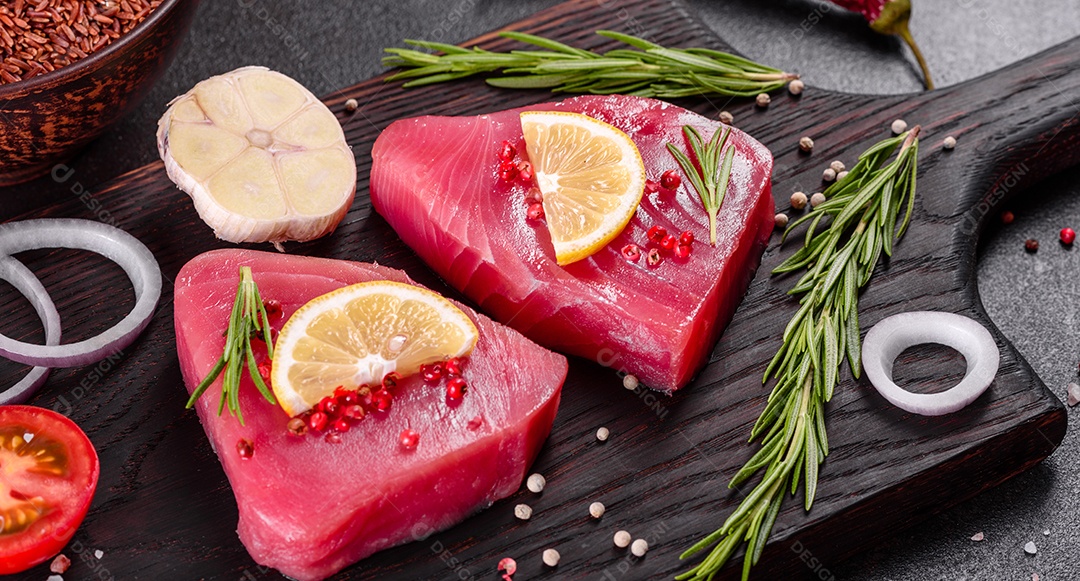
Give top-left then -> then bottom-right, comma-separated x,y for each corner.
0,405 -> 99,574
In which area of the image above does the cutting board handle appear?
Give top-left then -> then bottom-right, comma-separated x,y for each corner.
918,35 -> 1080,238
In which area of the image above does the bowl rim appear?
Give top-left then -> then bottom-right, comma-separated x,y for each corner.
0,0 -> 185,96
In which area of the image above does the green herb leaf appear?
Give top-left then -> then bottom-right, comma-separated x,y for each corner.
679,127 -> 920,581
666,125 -> 734,245
186,266 -> 278,424
384,31 -> 797,99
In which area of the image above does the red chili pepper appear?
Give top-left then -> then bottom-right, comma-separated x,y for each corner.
827,0 -> 933,89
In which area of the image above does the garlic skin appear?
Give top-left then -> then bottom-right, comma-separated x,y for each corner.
157,66 -> 356,247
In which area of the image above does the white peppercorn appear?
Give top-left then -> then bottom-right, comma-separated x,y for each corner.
790,191 -> 808,210
542,548 -> 560,566
514,504 -> 532,520
526,473 -> 546,493
589,502 -> 605,519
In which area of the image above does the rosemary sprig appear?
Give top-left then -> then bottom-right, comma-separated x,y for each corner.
678,127 -> 920,581
185,266 -> 277,424
667,125 -> 735,245
383,31 -> 797,98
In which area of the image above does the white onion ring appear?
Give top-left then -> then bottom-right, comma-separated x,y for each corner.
862,311 -> 999,416
0,219 -> 162,368
0,255 -> 61,404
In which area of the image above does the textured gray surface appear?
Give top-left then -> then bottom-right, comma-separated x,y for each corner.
4,0 -> 1080,579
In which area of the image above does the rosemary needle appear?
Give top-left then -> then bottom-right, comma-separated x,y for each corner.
186,266 -> 277,424
667,125 -> 735,246
679,127 -> 921,581
383,31 -> 797,99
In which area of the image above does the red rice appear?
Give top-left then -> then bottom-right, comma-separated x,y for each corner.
0,0 -> 162,84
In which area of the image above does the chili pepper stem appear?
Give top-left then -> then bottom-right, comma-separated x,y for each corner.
867,0 -> 934,90
894,23 -> 933,90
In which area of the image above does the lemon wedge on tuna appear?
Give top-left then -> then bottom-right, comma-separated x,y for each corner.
157,66 -> 356,248
520,111 -> 646,265
271,280 -> 479,417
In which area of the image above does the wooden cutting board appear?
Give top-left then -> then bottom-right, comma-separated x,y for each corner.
1,0 -> 1074,578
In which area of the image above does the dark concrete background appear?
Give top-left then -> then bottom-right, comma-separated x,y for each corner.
3,0 -> 1080,579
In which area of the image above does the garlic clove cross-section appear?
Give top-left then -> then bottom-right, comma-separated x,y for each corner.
157,66 -> 356,248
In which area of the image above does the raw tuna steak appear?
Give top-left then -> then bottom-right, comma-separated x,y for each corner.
174,249 -> 566,581
370,95 -> 775,390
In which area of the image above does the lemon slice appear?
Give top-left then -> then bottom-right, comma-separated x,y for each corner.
520,111 -> 646,265
270,281 -> 479,417
157,66 -> 356,248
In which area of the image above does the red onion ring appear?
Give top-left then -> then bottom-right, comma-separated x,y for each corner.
0,255 -> 61,404
862,311 -> 999,416
0,219 -> 161,368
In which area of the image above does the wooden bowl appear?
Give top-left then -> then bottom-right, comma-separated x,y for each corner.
0,0 -> 200,186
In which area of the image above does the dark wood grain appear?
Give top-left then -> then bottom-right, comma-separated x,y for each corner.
0,0 -> 1074,579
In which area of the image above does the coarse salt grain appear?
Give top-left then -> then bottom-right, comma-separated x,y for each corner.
47,576 -> 63,581
631,538 -> 649,557
50,554 -> 71,574
1066,382 -> 1079,407
514,503 -> 532,520
527,473 -> 546,493
94,549 -> 103,559
542,548 -> 560,567
623,374 -> 639,390
971,532 -> 985,541
596,427 -> 610,442
614,530 -> 632,548
891,119 -> 908,135
589,501 -> 605,519
1024,541 -> 1037,555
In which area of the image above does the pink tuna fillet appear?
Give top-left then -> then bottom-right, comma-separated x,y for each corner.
370,95 -> 775,391
174,249 -> 566,581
